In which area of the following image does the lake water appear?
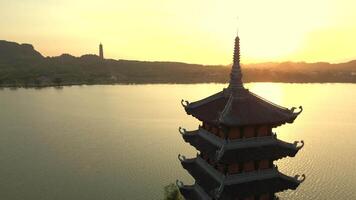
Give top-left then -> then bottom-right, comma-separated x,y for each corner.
0,83 -> 356,200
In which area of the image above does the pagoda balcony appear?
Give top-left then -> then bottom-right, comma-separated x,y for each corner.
178,155 -> 305,200
179,127 -> 304,163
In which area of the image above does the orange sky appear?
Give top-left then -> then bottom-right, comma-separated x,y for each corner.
0,0 -> 355,65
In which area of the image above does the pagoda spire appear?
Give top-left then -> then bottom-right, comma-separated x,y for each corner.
228,33 -> 243,90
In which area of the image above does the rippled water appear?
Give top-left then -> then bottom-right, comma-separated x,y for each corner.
0,83 -> 355,200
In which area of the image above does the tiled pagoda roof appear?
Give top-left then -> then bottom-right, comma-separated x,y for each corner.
177,183 -> 280,200
179,127 -> 304,163
178,156 -> 305,200
182,88 -> 302,127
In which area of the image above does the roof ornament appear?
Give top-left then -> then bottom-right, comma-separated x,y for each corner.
272,132 -> 277,138
290,106 -> 303,114
218,94 -> 234,124
294,174 -> 306,183
215,143 -> 226,161
176,180 -> 184,188
181,99 -> 190,108
178,127 -> 187,135
294,140 -> 305,150
214,178 -> 225,199
178,154 -> 186,162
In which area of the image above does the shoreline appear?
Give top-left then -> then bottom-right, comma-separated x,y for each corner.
1,80 -> 356,89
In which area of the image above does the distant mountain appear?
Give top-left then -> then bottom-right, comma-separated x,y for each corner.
0,40 -> 43,63
245,61 -> 356,72
0,40 -> 355,87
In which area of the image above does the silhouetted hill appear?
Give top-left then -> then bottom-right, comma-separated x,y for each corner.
0,40 -> 43,63
0,40 -> 355,87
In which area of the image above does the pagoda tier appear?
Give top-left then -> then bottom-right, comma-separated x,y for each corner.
177,156 -> 305,200
177,183 -> 280,200
181,88 -> 303,128
179,127 -> 304,164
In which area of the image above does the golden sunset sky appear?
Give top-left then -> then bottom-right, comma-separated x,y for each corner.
0,0 -> 355,65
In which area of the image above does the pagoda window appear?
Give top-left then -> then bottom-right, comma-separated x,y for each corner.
268,126 -> 272,136
228,127 -> 241,140
224,165 -> 228,175
218,128 -> 225,138
204,122 -> 211,131
243,161 -> 255,172
259,159 -> 270,170
227,163 -> 240,174
254,160 -> 259,169
209,159 -> 216,166
244,127 -> 255,138
257,126 -> 269,137
254,127 -> 259,137
259,193 -> 270,200
243,196 -> 255,200
217,163 -> 225,173
201,152 -> 209,161
268,160 -> 274,168
205,157 -> 210,163
211,126 -> 219,136
210,126 -> 215,134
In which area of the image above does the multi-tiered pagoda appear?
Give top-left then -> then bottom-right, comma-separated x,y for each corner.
176,34 -> 305,200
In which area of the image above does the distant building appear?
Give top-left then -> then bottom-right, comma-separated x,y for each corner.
177,33 -> 305,200
99,43 -> 104,59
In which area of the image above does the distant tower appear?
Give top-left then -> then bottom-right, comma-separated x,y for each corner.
99,43 -> 104,59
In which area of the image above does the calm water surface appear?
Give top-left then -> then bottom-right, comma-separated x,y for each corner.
0,83 -> 355,200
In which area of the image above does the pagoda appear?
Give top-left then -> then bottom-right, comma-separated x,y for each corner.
176,33 -> 305,200
99,43 -> 104,59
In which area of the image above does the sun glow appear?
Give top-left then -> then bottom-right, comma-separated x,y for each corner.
246,83 -> 284,105
0,0 -> 355,64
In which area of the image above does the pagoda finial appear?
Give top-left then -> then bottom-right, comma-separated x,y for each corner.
236,17 -> 240,35
228,30 -> 243,90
